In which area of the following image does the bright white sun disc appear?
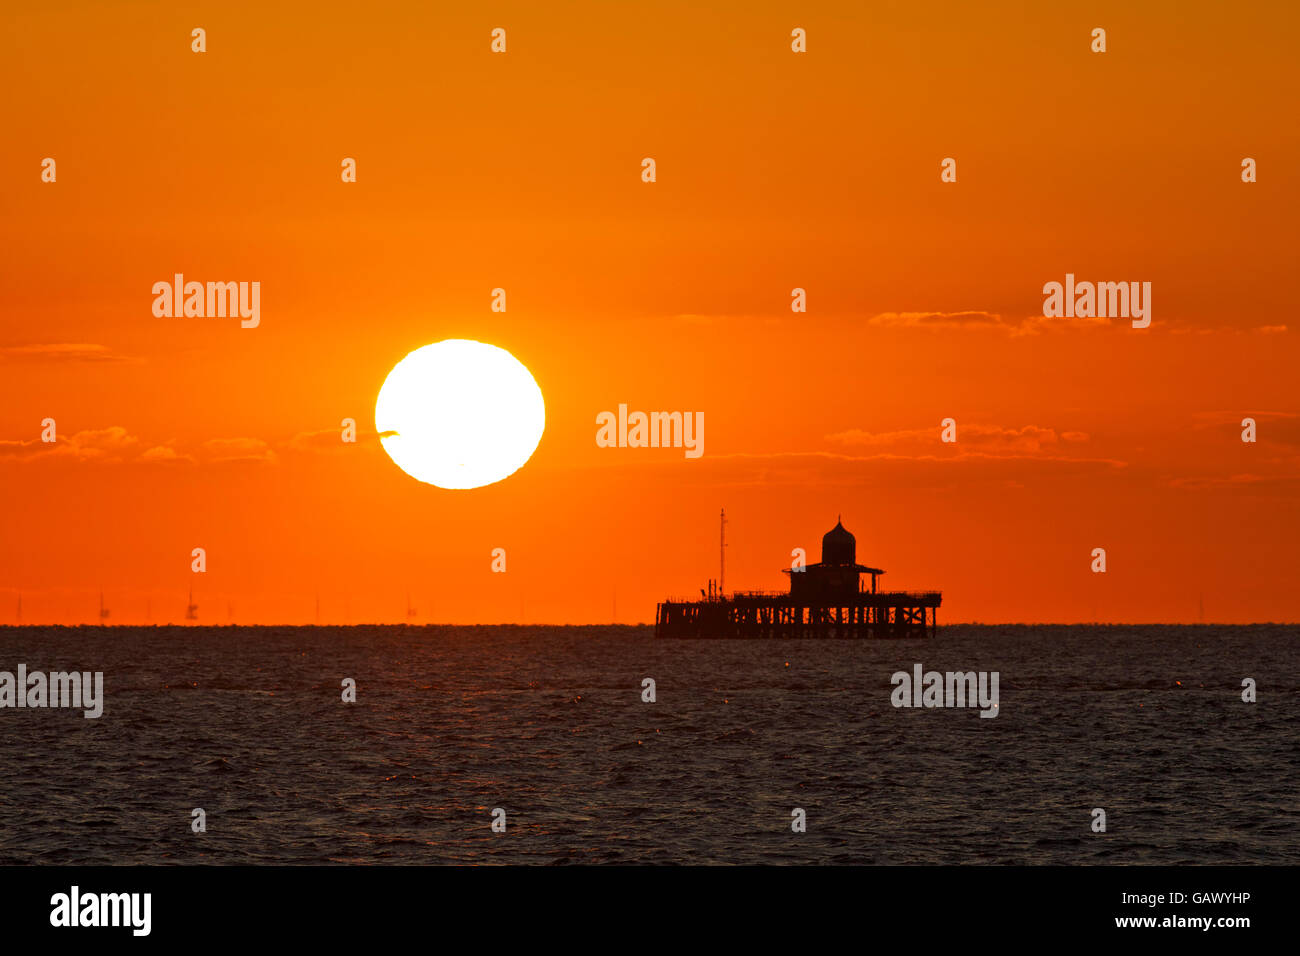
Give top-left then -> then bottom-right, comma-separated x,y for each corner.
375,339 -> 545,489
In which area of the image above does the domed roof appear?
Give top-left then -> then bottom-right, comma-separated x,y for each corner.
821,517 -> 856,566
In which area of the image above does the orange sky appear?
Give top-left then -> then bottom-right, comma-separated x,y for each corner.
2,0 -> 1298,625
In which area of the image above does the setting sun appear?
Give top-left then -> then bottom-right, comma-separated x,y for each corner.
375,339 -> 545,490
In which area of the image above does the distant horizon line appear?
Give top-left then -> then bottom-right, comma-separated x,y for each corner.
0,621 -> 1294,629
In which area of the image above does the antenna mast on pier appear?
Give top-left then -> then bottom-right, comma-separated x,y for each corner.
720,508 -> 727,598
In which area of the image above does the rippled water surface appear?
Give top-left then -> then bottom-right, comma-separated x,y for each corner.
0,624 -> 1296,864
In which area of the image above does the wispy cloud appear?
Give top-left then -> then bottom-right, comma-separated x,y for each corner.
2,429 -> 277,465
0,343 -> 140,363
286,427 -> 391,453
0,426 -> 140,462
199,437 -> 278,464
639,446 -> 1129,493
139,445 -> 194,464
867,311 -> 1111,336
1167,473 -> 1300,493
2,423 -> 396,467
1191,411 -> 1300,446
825,423 -> 1099,460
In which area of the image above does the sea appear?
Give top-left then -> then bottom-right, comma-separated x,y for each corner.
0,624 -> 1295,865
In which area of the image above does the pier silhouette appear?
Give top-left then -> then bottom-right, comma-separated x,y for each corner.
656,517 -> 941,639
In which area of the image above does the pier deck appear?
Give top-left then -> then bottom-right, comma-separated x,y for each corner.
655,589 -> 941,640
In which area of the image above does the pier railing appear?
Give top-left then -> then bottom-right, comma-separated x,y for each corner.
716,589 -> 943,602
